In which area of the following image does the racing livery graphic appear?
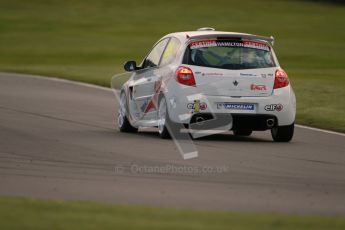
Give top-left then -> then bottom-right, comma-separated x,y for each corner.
116,28 -> 296,142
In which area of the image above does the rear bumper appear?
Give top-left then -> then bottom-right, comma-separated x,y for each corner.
189,113 -> 278,131
165,85 -> 296,127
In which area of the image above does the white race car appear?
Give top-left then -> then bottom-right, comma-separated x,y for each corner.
118,28 -> 296,142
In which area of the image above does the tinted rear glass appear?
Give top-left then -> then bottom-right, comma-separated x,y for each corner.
183,39 -> 276,70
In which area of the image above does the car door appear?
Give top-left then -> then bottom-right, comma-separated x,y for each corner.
130,38 -> 170,123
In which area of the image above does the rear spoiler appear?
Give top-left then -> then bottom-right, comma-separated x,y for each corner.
187,33 -> 275,46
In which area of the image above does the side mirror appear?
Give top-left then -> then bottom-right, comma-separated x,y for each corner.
124,61 -> 138,72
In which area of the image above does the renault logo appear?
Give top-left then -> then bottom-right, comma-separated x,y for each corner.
233,80 -> 239,86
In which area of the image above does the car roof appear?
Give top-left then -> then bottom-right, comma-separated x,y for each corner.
162,30 -> 274,45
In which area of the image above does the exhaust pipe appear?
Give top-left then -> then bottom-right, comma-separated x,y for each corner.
266,118 -> 275,128
195,116 -> 205,125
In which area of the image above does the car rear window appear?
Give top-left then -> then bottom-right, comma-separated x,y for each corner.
183,39 -> 276,70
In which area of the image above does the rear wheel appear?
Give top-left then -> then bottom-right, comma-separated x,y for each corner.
118,92 -> 138,133
158,96 -> 178,139
233,130 -> 252,136
271,123 -> 294,142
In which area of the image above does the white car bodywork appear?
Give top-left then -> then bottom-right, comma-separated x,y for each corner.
118,29 -> 296,141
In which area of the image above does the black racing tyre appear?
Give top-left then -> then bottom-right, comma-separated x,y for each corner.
118,92 -> 138,133
157,96 -> 179,139
271,123 -> 294,142
233,130 -> 253,136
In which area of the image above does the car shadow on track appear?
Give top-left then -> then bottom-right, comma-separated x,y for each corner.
134,128 -> 273,143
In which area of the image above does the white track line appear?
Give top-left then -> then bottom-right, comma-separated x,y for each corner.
1,72 -> 344,137
295,124 -> 345,137
0,72 -> 112,92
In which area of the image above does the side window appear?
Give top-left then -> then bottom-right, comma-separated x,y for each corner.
160,37 -> 181,66
142,38 -> 169,69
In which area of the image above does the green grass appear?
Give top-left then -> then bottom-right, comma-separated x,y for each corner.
0,0 -> 344,132
0,197 -> 344,230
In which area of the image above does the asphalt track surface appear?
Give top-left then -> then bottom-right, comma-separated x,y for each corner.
0,73 -> 344,216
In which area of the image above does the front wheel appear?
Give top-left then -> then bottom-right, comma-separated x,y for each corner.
118,92 -> 138,133
271,123 -> 294,142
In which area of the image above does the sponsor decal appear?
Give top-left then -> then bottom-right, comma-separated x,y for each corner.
216,41 -> 243,48
262,73 -> 273,78
217,103 -> 255,111
195,72 -> 224,76
240,73 -> 257,77
242,40 -> 270,51
140,101 -> 147,112
250,84 -> 267,91
205,72 -> 223,76
187,100 -> 207,113
264,104 -> 283,112
190,40 -> 217,49
190,39 -> 270,51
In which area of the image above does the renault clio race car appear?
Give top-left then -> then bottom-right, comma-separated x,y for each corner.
118,28 -> 296,142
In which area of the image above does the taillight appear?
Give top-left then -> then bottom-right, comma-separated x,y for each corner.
175,66 -> 196,87
274,69 -> 289,89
